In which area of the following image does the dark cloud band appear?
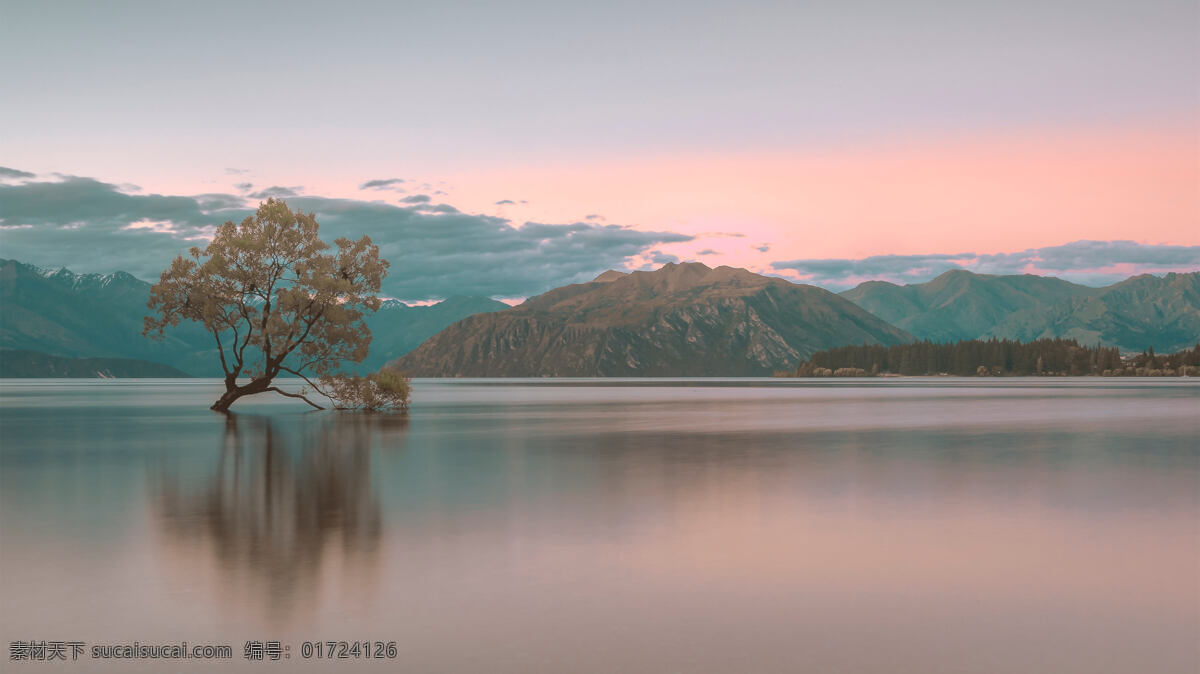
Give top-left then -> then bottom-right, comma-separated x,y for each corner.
773,242 -> 1200,289
359,178 -> 406,191
246,185 -> 302,199
0,172 -> 692,301
0,167 -> 36,179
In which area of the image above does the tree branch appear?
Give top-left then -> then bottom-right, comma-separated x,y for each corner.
265,386 -> 326,410
271,305 -> 325,369
212,329 -> 231,376
278,364 -> 332,398
275,293 -> 321,361
236,308 -> 254,368
219,319 -> 243,377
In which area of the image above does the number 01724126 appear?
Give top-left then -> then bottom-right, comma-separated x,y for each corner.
300,641 -> 398,659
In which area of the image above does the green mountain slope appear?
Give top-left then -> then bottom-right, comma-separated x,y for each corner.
842,269 -> 1199,352
985,272 -> 1200,352
0,259 -> 507,376
840,270 -> 1096,343
0,258 -> 215,368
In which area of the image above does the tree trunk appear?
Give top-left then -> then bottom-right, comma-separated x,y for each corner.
210,388 -> 242,412
210,377 -> 272,412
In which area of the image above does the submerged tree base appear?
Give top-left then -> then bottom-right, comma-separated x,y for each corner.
209,368 -> 411,413
210,376 -> 328,412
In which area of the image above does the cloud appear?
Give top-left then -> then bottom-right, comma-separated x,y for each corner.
0,173 -> 693,301
773,253 -> 967,284
647,250 -> 679,265
584,214 -> 605,221
234,182 -> 253,191
193,193 -> 247,210
696,249 -> 719,255
399,194 -> 431,204
772,241 -> 1200,290
495,199 -> 515,205
0,176 -> 239,277
754,244 -> 770,253
0,167 -> 35,180
224,168 -> 250,175
1018,240 -> 1200,270
359,178 -> 406,192
246,186 -> 301,199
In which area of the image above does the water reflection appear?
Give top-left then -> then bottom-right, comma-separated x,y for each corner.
151,413 -> 408,621
1,380 -> 1196,673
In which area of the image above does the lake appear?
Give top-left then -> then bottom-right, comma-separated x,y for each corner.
1,378 -> 1197,672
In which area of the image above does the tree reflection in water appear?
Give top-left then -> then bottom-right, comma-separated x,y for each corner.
152,413 -> 409,621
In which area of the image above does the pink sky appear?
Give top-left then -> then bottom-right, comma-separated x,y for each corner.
13,117 -> 1190,295
434,122 -> 1197,273
3,0 -> 1195,292
106,120 -> 1195,278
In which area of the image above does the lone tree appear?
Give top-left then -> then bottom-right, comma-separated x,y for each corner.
144,199 -> 409,412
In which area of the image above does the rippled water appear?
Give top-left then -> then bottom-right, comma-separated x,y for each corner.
1,378 -> 1197,672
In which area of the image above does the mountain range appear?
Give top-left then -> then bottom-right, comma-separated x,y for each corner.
0,259 -> 507,377
2,257 -> 1196,378
393,263 -> 912,376
841,269 -> 1199,353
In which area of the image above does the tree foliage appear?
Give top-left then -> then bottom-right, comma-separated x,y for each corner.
143,199 -> 408,411
319,367 -> 411,411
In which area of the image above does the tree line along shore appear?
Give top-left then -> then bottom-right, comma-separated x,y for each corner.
776,339 -> 1200,378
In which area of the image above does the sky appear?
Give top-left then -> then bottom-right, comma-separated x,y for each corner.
1,0 -> 1197,300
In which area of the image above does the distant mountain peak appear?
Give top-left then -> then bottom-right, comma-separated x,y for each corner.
14,261 -> 145,290
4,259 -> 147,293
935,268 -> 974,277
592,270 -> 628,283
625,261 -> 712,283
597,262 -> 771,296
659,261 -> 710,271
36,265 -> 72,279
649,261 -> 713,279
377,295 -> 507,312
929,268 -> 986,284
855,279 -> 901,289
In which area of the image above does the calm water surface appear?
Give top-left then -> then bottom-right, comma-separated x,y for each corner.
1,378 -> 1197,672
